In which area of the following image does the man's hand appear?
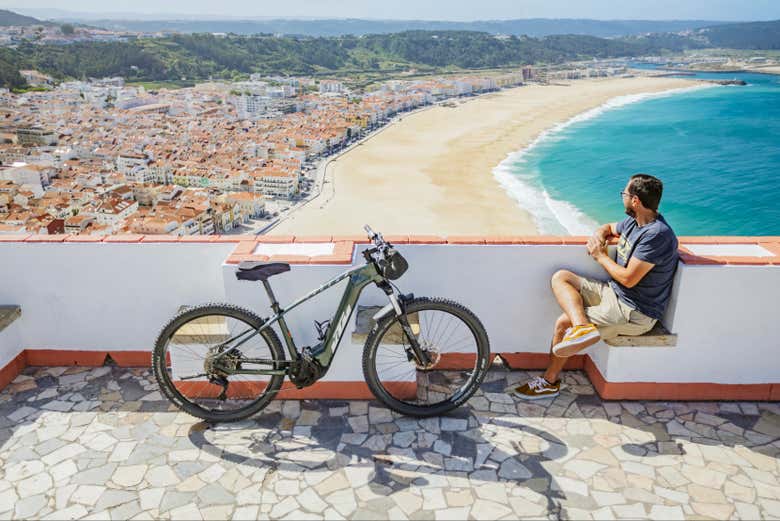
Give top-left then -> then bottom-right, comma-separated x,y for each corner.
586,235 -> 608,260
592,223 -> 615,244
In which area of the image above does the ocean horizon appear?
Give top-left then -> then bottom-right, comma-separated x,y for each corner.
494,70 -> 780,236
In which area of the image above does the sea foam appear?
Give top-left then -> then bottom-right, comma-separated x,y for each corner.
492,84 -> 714,235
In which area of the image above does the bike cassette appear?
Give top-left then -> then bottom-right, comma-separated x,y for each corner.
204,346 -> 242,378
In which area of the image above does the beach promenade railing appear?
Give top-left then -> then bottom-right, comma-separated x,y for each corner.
0,233 -> 778,401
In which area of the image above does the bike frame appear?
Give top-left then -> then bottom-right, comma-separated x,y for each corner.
211,260 -> 388,377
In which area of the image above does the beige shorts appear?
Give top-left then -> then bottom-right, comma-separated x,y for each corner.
578,277 -> 656,340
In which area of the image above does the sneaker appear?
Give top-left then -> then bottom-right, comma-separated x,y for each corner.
511,376 -> 561,400
552,323 -> 601,357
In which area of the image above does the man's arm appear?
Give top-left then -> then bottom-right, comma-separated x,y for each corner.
593,222 -> 618,243
597,254 -> 655,288
587,244 -> 655,288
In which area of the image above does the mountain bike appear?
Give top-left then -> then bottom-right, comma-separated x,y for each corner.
153,225 -> 491,422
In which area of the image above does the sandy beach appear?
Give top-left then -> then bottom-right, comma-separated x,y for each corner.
749,65 -> 780,75
271,76 -> 696,236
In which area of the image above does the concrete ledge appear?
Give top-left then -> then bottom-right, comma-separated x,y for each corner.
604,322 -> 677,347
0,305 -> 21,333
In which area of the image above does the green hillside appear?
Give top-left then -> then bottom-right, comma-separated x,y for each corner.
0,9 -> 45,26
700,20 -> 780,49
0,31 -> 686,88
1,19 -> 778,89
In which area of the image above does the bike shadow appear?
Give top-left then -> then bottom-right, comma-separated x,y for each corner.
187,395 -> 571,518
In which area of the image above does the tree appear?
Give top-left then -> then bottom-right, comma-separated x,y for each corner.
61,24 -> 75,36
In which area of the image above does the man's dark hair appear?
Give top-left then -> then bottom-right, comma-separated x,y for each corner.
628,174 -> 663,211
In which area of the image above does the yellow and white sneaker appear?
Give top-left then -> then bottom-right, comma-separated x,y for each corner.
511,376 -> 561,400
552,323 -> 601,357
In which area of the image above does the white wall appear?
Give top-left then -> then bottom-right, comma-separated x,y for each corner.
0,242 -> 234,353
598,264 -> 780,384
2,241 -> 778,386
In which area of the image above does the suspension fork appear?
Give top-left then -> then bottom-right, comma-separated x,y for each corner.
376,281 -> 431,366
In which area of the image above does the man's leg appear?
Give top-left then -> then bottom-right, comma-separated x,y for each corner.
511,271 -> 599,400
549,270 -> 601,357
510,313 -> 569,399
550,269 -> 588,326
543,313 -> 571,384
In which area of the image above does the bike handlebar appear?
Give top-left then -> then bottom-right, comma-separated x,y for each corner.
363,224 -> 376,240
364,224 -> 385,248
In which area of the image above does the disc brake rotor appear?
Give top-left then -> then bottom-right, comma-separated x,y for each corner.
414,341 -> 441,370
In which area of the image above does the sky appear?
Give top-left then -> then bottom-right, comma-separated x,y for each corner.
5,0 -> 780,21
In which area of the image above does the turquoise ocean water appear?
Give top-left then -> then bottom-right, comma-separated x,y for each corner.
493,69 -> 780,235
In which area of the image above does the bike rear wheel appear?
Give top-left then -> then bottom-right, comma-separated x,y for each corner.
362,297 -> 491,417
153,303 -> 285,422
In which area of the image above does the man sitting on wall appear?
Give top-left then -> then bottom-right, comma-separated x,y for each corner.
511,174 -> 679,400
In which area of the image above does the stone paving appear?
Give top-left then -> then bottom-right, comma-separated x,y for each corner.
0,362 -> 779,520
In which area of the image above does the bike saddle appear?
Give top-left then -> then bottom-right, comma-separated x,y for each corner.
236,261 -> 290,282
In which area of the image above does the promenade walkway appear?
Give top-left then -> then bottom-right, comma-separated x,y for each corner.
1,362 -> 778,520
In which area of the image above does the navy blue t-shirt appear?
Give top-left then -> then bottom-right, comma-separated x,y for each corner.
609,214 -> 679,320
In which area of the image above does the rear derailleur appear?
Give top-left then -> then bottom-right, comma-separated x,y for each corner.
204,346 -> 243,401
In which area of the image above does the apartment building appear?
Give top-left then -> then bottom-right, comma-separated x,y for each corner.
116,153 -> 150,175
319,80 -> 344,94
94,198 -> 139,229
232,94 -> 270,120
253,170 -> 299,198
16,128 -> 58,147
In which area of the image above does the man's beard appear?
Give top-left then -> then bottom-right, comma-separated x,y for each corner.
625,206 -> 636,218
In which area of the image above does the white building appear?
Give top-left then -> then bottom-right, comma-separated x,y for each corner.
253,171 -> 299,198
116,153 -> 150,175
266,85 -> 296,98
95,199 -> 139,229
16,128 -> 57,146
231,94 -> 270,120
319,80 -> 344,94
125,166 -> 156,184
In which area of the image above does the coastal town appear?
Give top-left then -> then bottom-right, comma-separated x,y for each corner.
0,64 -> 637,237
2,47 -> 779,238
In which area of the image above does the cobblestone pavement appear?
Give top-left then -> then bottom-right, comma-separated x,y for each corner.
1,363 -> 779,520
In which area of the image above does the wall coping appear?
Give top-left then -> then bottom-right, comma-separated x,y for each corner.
1,234 -> 778,266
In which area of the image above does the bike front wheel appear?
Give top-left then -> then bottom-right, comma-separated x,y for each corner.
362,297 -> 491,417
153,303 -> 286,422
